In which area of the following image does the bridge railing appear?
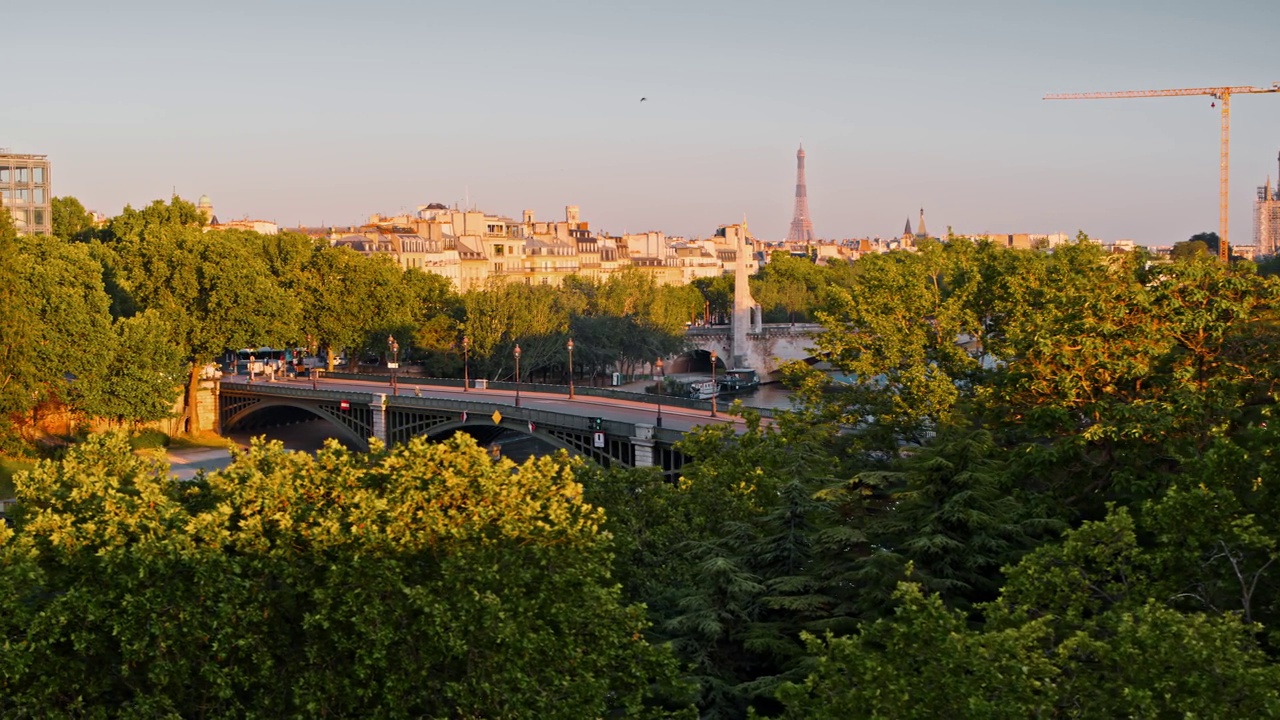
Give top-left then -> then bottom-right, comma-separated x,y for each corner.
222,383 -> 375,404
391,394 -> 684,441
318,371 -> 774,419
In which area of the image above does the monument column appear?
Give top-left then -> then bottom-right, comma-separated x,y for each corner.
731,227 -> 758,368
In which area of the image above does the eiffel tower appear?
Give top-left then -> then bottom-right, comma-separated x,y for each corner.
786,144 -> 815,242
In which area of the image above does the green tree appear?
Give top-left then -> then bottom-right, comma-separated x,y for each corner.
779,512 -> 1280,718
302,246 -> 418,371
1189,231 -> 1222,257
0,433 -> 685,718
11,233 -> 116,428
50,195 -> 95,242
100,204 -> 301,432
1170,238 -> 1209,260
79,310 -> 185,426
852,428 -> 1059,617
0,211 -> 40,444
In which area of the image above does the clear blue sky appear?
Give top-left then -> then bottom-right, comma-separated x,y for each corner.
7,0 -> 1280,244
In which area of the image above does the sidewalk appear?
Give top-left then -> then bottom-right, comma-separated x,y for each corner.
165,446 -> 236,481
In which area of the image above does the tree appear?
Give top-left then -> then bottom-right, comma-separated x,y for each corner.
50,195 -> 95,242
1171,239 -> 1209,260
10,233 -> 116,430
778,512 -> 1280,718
1189,231 -> 1221,257
79,311 -> 185,426
100,204 -> 301,432
852,428 -> 1059,617
0,211 -> 40,444
0,433 -> 686,718
302,246 -> 414,371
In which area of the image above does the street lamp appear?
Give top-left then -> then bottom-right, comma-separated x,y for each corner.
567,338 -> 575,399
709,350 -> 718,418
513,343 -> 522,407
462,335 -> 470,392
655,358 -> 664,428
387,335 -> 400,395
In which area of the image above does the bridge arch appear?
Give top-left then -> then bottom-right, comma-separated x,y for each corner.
221,398 -> 372,450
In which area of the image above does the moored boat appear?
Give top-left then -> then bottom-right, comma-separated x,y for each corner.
685,378 -> 720,400
719,368 -> 760,395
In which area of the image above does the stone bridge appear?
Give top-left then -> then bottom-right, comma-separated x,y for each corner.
218,383 -> 690,479
684,323 -> 824,376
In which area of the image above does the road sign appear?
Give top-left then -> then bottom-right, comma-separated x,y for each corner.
339,399 -> 350,411
593,432 -> 605,448
387,362 -> 399,369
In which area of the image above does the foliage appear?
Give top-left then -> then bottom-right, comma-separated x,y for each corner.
127,429 -> 170,449
0,210 -> 41,441
0,433 -> 685,718
98,201 -> 302,431
1171,238 -> 1209,259
50,195 -> 95,242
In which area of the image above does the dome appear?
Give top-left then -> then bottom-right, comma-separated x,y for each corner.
198,194 -> 212,207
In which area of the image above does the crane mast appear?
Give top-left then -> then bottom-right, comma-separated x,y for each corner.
1045,83 -> 1280,262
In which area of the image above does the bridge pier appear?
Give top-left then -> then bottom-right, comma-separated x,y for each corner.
372,394 -> 388,444
631,424 -> 655,467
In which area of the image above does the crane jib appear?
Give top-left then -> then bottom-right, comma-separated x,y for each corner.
1042,83 -> 1280,263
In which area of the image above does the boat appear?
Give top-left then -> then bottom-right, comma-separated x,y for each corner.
685,378 -> 721,400
718,368 -> 760,395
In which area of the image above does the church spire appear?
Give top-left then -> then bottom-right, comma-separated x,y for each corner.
903,218 -> 913,237
917,207 -> 928,239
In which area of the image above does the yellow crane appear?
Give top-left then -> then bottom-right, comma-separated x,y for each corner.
1045,83 -> 1280,262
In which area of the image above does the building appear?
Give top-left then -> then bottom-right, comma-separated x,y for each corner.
1255,155 -> 1280,257
1,151 -> 51,234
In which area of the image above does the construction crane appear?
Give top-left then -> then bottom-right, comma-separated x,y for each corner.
1045,83 -> 1280,262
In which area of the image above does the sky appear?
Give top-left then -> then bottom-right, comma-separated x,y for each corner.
7,0 -> 1280,245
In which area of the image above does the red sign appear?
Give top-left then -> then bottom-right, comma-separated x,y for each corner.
339,400 -> 351,411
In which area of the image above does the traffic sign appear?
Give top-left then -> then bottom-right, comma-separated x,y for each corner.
593,432 -> 605,448
339,399 -> 350,411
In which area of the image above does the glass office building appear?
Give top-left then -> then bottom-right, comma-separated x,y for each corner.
0,152 -> 51,235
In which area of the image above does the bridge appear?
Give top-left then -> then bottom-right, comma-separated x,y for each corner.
676,232 -> 824,377
683,323 -> 824,376
215,376 -> 761,478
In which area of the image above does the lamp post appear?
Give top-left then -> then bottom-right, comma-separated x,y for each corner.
387,335 -> 400,395
567,338 -> 575,399
655,358 -> 664,428
709,350 -> 718,418
462,335 -> 470,392
513,344 -> 522,407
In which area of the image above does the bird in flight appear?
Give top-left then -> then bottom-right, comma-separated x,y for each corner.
640,97 -> 647,102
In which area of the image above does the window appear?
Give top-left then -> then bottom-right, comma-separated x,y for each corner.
32,208 -> 44,226
32,167 -> 44,184
0,167 -> 7,182
493,244 -> 504,256
10,208 -> 28,226
13,168 -> 27,183
33,188 -> 44,204
13,189 -> 28,202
